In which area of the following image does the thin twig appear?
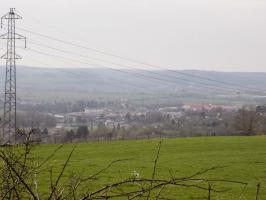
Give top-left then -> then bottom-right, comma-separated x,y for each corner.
256,183 -> 260,200
47,145 -> 76,200
147,141 -> 162,200
0,152 -> 38,200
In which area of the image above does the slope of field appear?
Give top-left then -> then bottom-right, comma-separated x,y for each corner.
35,136 -> 266,199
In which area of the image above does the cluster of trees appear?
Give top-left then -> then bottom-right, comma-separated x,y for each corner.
234,106 -> 265,136
17,111 -> 56,128
64,126 -> 89,142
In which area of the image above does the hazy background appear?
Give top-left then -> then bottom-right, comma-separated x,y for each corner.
0,0 -> 266,71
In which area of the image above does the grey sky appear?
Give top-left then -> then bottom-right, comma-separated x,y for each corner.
0,0 -> 266,72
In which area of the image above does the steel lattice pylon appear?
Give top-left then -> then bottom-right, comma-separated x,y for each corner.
0,8 -> 26,144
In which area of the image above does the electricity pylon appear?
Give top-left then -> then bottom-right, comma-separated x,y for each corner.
0,8 -> 26,144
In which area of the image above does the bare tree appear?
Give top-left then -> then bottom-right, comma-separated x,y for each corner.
234,106 -> 260,136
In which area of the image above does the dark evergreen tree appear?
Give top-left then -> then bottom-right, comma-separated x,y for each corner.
76,126 -> 89,139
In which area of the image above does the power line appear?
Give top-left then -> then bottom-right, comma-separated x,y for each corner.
24,56 -> 158,94
19,58 -> 189,102
1,20 -> 263,103
15,47 -> 264,104
20,46 -> 246,95
2,42 -> 250,99
27,40 -> 257,94
0,13 -> 262,111
4,22 -> 265,94
21,57 -> 238,104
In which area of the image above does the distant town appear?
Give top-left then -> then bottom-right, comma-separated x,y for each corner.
15,99 -> 266,143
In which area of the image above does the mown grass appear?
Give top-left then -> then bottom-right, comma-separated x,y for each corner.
33,136 -> 266,199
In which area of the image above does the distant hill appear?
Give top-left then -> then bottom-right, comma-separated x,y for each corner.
1,66 -> 266,105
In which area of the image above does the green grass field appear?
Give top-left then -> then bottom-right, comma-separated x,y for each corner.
34,136 -> 266,199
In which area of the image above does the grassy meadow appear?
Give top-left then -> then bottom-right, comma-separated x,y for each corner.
34,136 -> 266,199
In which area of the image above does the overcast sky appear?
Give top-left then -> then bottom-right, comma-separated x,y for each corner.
0,0 -> 266,72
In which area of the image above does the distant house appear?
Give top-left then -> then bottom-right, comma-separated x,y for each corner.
182,103 -> 238,111
54,114 -> 64,123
